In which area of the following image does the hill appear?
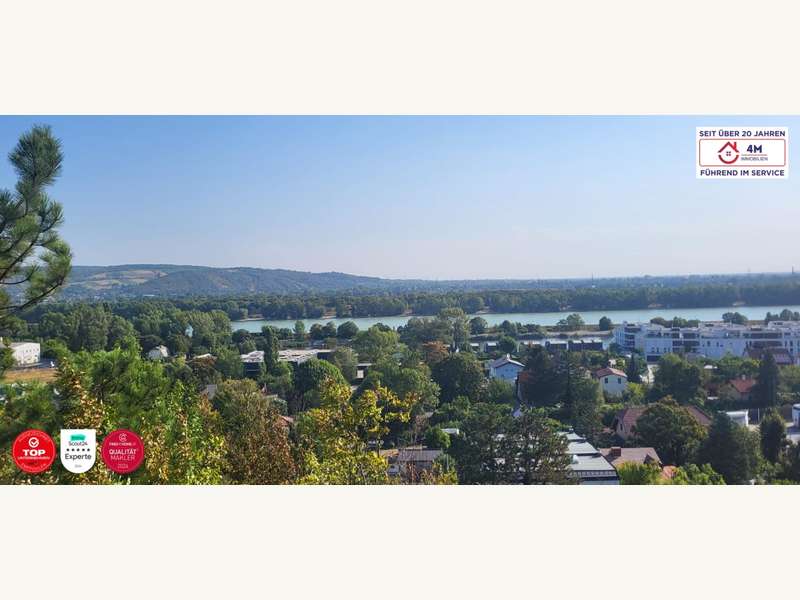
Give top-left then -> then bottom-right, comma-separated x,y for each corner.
57,264 -> 799,300
62,265 -> 400,298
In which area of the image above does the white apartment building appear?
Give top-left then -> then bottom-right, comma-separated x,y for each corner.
8,342 -> 41,366
614,320 -> 800,362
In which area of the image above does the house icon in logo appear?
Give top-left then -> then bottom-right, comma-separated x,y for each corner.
718,141 -> 739,164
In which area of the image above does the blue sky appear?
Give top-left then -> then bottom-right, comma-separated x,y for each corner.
0,116 -> 795,279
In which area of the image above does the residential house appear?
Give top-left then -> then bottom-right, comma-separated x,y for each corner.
725,410 -> 749,427
593,367 -> 628,396
381,447 -> 443,480
599,446 -> 661,469
4,341 -> 41,366
563,432 -> 619,485
611,405 -> 712,441
568,338 -> 604,352
488,354 -> 524,383
240,350 -> 265,378
728,377 -> 757,403
147,345 -> 169,361
792,404 -> 800,428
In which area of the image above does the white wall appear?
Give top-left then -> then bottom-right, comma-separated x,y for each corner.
11,343 -> 40,366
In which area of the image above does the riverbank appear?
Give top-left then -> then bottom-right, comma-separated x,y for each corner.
231,303 -> 800,333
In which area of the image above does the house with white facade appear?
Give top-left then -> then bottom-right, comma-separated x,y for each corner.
593,367 -> 627,396
488,354 -> 524,383
5,341 -> 41,366
725,410 -> 750,427
147,345 -> 169,361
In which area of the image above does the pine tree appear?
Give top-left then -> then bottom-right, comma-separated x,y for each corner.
626,354 -> 642,384
0,126 -> 72,327
755,352 -> 780,410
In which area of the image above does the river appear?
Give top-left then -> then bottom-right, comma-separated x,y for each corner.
231,304 -> 800,332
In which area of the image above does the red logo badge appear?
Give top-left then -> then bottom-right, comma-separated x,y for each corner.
101,429 -> 145,474
717,141 -> 740,164
12,429 -> 56,474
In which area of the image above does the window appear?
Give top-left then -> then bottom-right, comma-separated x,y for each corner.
617,377 -> 622,384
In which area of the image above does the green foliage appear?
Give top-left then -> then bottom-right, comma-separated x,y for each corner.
669,463 -> 725,485
336,320 -> 359,339
0,126 -> 72,327
617,462 -> 662,485
0,347 -> 14,378
625,353 -> 642,384
295,381 -> 400,484
485,378 -> 516,406
518,347 -> 562,407
423,426 -> 451,450
211,379 -> 296,484
713,354 -> 758,382
328,347 -> 358,382
598,316 -> 612,331
293,358 -> 347,411
469,316 -> 488,335
431,352 -> 486,403
353,325 -> 401,362
759,409 -> 787,463
448,403 -> 511,484
722,312 -> 748,325
633,397 -> 707,466
699,413 -> 762,484
754,352 -> 780,409
497,335 -> 517,355
650,354 -> 704,404
555,313 -> 585,331
499,408 -> 572,484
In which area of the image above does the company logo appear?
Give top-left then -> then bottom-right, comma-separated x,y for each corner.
12,429 -> 56,474
717,141 -> 739,164
697,127 -> 788,179
101,429 -> 145,474
60,429 -> 97,474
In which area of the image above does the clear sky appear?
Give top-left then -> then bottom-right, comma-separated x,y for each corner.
0,116 -> 795,280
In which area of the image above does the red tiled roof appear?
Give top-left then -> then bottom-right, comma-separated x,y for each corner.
685,406 -> 713,427
729,378 -> 756,394
594,367 -> 627,379
599,447 -> 661,468
615,404 -> 712,432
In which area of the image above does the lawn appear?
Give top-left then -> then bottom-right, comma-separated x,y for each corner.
2,368 -> 57,384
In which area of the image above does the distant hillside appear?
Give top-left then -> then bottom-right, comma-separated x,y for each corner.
56,264 -> 799,300
62,265 -> 398,298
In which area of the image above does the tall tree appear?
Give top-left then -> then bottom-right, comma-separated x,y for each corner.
699,413 -> 761,484
499,408 -> 572,484
211,379 -> 296,484
633,398 -> 707,466
431,352 -> 486,403
755,352 -> 780,410
294,381 -> 395,484
0,125 -> 72,327
260,325 -> 280,372
759,408 -> 787,463
650,354 -> 703,404
449,402 -> 511,484
626,353 -> 642,384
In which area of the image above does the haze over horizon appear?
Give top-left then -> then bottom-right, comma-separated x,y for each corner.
1,116 -> 796,280
71,262 -> 798,283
